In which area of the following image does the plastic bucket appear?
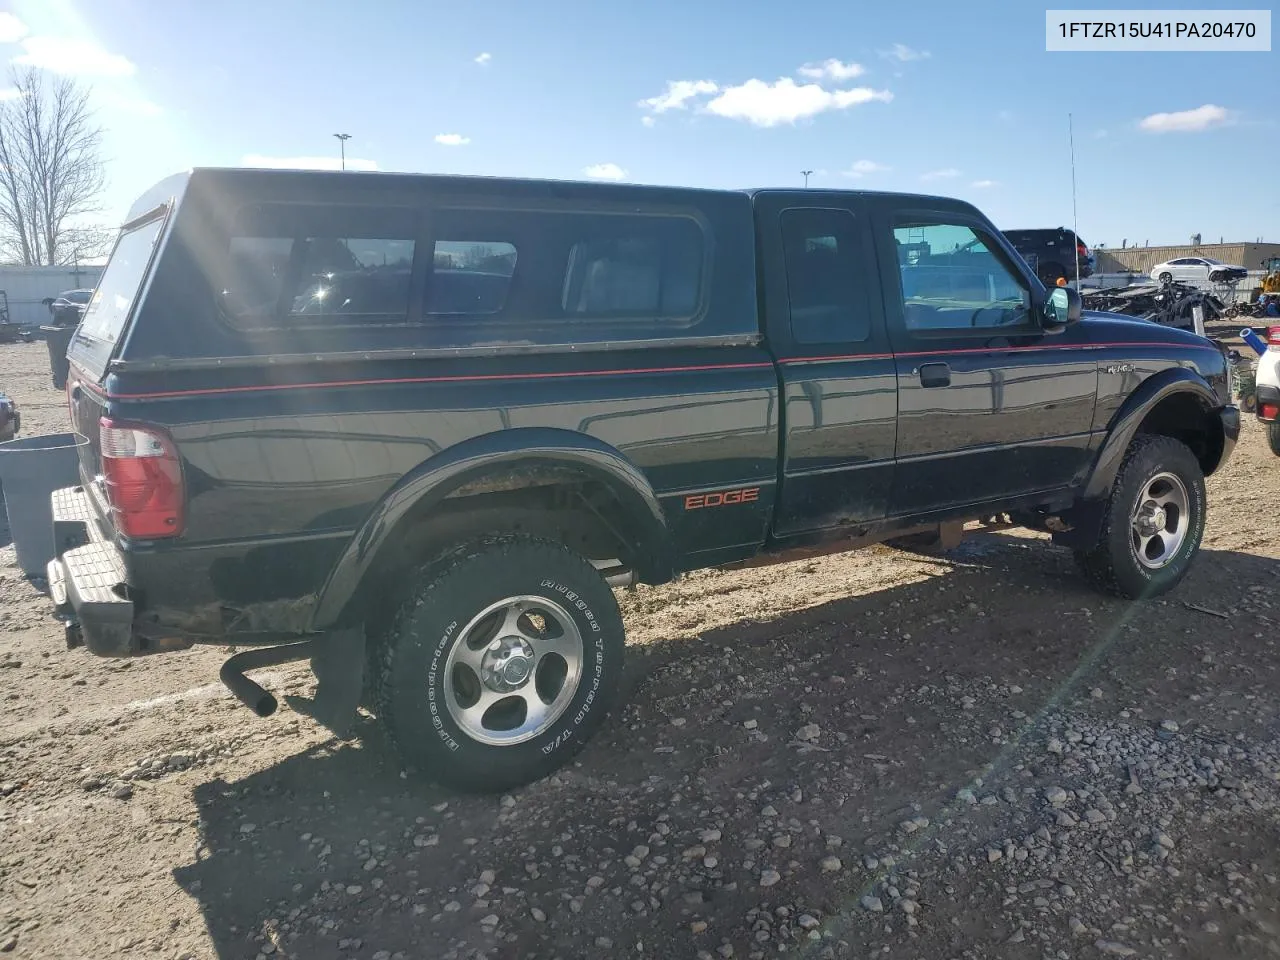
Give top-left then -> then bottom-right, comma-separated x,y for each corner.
40,325 -> 75,390
0,433 -> 87,577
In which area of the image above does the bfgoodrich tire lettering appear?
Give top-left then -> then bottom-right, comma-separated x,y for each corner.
374,536 -> 623,792
1074,434 -> 1206,599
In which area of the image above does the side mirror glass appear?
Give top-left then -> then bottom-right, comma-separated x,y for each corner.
1044,285 -> 1081,331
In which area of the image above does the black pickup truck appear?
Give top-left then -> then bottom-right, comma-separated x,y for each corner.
48,169 -> 1238,791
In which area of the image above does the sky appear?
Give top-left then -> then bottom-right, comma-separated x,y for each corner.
1,0 -> 1276,249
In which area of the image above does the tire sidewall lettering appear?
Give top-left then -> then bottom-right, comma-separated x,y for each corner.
426,619 -> 461,751
422,577 -> 612,758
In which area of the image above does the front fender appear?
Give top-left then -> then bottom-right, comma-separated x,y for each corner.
1082,367 -> 1221,502
310,428 -> 670,630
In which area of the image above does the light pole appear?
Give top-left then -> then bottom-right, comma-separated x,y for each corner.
802,169 -> 813,188
333,133 -> 352,171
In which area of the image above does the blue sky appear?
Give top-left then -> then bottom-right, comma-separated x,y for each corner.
2,0 -> 1276,249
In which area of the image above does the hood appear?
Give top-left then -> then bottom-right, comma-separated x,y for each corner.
1078,309 -> 1211,346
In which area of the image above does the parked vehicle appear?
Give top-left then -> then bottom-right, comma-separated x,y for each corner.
1002,227 -> 1094,286
1150,257 -> 1248,285
45,288 -> 94,327
0,391 -> 18,442
1253,326 -> 1280,455
47,169 -> 1239,792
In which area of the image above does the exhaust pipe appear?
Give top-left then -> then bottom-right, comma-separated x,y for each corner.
219,640 -> 318,717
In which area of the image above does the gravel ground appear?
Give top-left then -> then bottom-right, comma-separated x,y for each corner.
2,337 -> 1279,960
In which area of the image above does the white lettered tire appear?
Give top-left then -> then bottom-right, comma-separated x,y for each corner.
374,536 -> 624,792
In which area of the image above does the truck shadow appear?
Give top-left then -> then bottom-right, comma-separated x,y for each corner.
173,535 -> 1280,959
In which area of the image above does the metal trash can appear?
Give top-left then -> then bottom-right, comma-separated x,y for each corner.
40,325 -> 76,391
0,433 -> 87,577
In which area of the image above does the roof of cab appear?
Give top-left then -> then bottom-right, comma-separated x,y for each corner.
127,168 -> 981,226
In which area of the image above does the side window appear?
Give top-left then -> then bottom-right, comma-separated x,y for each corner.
428,241 -> 517,315
779,207 -> 869,343
892,221 -> 1031,332
423,208 -> 705,343
223,204 -> 418,328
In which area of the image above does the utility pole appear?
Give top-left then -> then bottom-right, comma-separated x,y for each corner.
1068,113 -> 1079,286
801,169 -> 814,188
334,133 -> 352,171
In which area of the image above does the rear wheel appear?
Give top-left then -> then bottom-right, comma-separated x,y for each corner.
373,536 -> 624,792
1268,422 -> 1280,457
1074,435 -> 1206,599
1158,272 -> 1173,284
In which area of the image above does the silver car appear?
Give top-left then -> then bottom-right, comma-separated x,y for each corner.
1150,256 -> 1248,284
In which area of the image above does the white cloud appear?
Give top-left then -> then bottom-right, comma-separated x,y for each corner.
640,115 -> 655,128
970,179 -> 997,188
242,154 -> 379,172
1138,104 -> 1230,133
583,162 -> 627,181
434,133 -> 471,146
14,35 -> 135,76
0,87 -> 23,101
704,78 -> 892,127
797,58 -> 865,81
0,12 -> 29,43
474,52 -> 491,65
843,159 -> 890,178
882,43 -> 930,62
921,168 -> 961,181
639,79 -> 718,114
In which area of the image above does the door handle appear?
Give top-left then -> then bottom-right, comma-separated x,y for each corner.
917,362 -> 951,388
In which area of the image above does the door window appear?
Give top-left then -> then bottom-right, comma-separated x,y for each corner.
780,207 -> 870,343
892,221 -> 1031,332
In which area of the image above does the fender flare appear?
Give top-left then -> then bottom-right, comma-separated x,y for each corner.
310,428 -> 670,630
1081,367 -> 1221,502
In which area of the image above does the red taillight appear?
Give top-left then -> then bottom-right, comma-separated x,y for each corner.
1077,242 -> 1089,257
99,418 -> 184,539
1262,403 -> 1279,420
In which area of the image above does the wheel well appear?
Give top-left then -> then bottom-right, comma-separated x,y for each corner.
347,466 -> 650,630
1135,392 -> 1224,475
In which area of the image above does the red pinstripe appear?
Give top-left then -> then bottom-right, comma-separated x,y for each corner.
81,340 -> 1211,401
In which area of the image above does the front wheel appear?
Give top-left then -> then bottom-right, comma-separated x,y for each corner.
1074,435 -> 1206,599
1268,422 -> 1280,457
1158,272 -> 1174,284
373,536 -> 624,792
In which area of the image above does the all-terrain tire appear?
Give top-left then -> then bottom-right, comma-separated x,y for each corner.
1073,435 -> 1206,599
372,535 -> 624,793
1268,422 -> 1280,457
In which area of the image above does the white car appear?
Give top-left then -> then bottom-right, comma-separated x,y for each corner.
1150,257 -> 1248,285
1255,326 -> 1280,455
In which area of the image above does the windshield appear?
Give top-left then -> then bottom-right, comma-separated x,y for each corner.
77,216 -> 166,345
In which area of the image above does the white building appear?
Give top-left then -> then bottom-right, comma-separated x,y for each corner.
0,264 -> 104,327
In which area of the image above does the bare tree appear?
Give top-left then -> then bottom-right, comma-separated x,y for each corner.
0,68 -> 110,266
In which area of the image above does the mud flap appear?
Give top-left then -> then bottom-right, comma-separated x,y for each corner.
287,627 -> 365,738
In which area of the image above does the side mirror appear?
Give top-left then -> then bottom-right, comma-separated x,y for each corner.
1042,285 -> 1081,333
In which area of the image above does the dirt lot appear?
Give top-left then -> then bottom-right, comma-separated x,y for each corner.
2,337 -> 1279,960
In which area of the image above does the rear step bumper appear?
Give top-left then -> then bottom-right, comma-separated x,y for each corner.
46,484 -> 189,657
